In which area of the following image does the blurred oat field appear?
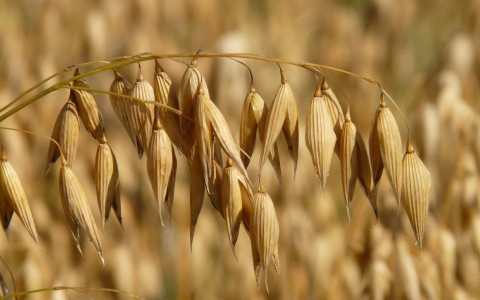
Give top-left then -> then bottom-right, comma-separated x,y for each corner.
1,0 -> 480,299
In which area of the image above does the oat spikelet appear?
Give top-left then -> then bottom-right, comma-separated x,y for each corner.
128,68 -> 155,158
197,92 -> 251,186
305,85 -> 336,192
0,149 -> 38,243
259,71 -> 298,175
72,69 -> 105,141
340,110 -> 358,220
153,60 -> 184,154
240,86 -> 281,181
375,95 -> 403,206
147,120 -> 174,227
252,181 -> 280,293
95,138 -> 121,228
221,159 -> 253,256
59,164 -> 103,263
45,96 -> 79,172
401,140 -> 431,250
179,65 -> 209,158
109,70 -> 136,148
195,93 -> 215,192
321,78 -> 344,154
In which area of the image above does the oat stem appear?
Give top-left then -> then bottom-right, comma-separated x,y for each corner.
0,286 -> 145,300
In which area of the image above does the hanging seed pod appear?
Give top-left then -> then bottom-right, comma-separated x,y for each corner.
321,78 -> 344,154
259,71 -> 299,175
305,85 -> 337,192
370,94 -> 403,207
128,67 -> 155,158
240,85 -> 281,181
72,68 -> 105,141
197,92 -> 251,186
95,138 -> 121,228
147,118 -> 174,227
340,110 -> 358,220
109,70 -> 136,148
45,95 -> 79,172
195,93 -> 215,192
189,150 -> 205,249
153,60 -> 184,154
179,64 -> 209,157
0,149 -> 38,243
401,140 -> 431,250
59,164 -> 103,263
221,159 -> 253,255
252,182 -> 280,293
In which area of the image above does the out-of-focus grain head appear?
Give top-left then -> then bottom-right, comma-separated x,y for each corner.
109,69 -> 136,148
153,60 -> 184,155
0,148 -> 38,243
240,84 -> 281,180
59,163 -> 104,264
340,109 -> 358,220
45,95 -> 80,172
321,78 -> 344,154
72,68 -> 106,141
401,140 -> 431,251
128,66 -> 155,158
147,119 -> 174,227
259,70 -> 298,176
95,138 -> 121,228
252,181 -> 280,293
305,84 -> 337,192
395,238 -> 421,299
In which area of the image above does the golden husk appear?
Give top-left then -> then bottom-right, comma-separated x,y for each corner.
109,70 -> 136,148
95,141 -> 121,227
45,97 -> 79,171
401,141 -> 431,250
305,86 -> 337,192
59,165 -> 103,263
0,149 -> 38,243
340,113 -> 358,220
221,163 -> 243,254
153,60 -> 184,154
128,71 -> 155,158
72,69 -> 105,141
252,184 -> 280,293
147,124 -> 174,226
321,78 -> 344,154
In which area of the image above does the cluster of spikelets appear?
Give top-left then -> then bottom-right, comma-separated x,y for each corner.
0,53 -> 431,291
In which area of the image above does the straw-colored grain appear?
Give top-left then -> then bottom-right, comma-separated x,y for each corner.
0,149 -> 38,243
189,149 -> 205,248
401,140 -> 431,250
59,164 -> 104,263
95,139 -> 121,227
45,96 -> 79,171
340,110 -> 357,220
72,69 -> 106,141
147,120 -> 174,226
259,72 -> 298,175
252,182 -> 280,293
321,78 -> 344,154
306,85 -> 336,192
